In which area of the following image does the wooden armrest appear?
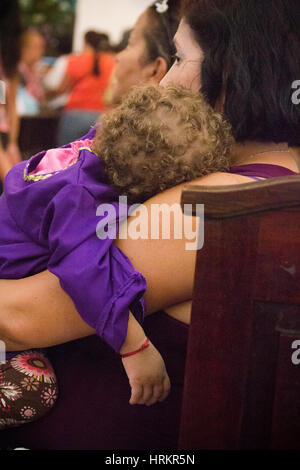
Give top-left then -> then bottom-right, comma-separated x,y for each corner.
181,175 -> 300,218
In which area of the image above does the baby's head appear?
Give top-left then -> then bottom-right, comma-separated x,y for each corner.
93,84 -> 234,204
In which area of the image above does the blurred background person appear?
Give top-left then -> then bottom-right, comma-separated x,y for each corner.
42,54 -> 71,112
53,30 -> 115,146
107,0 -> 180,107
17,29 -> 47,116
0,0 -> 22,183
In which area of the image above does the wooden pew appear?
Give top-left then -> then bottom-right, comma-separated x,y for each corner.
179,176 -> 300,450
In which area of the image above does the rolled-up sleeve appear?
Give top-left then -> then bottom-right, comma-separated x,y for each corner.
40,183 -> 147,352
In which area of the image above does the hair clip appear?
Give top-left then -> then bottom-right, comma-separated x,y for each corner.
155,0 -> 169,14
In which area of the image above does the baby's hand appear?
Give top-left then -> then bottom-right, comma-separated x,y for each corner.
121,341 -> 171,406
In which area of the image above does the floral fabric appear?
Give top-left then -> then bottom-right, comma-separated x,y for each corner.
0,350 -> 58,430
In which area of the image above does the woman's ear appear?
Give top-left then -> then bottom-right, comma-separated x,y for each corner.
144,57 -> 168,84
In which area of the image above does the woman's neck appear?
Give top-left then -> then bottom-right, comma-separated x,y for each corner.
83,44 -> 95,54
232,141 -> 290,164
231,141 -> 300,173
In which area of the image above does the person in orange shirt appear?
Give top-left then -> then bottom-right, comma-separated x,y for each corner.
56,31 -> 115,146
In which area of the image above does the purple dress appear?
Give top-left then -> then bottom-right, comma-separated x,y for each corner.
228,163 -> 298,179
0,126 -> 146,353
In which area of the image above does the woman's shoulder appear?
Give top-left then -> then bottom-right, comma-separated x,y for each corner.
139,173 -> 245,210
190,172 -> 246,186
100,53 -> 115,64
99,54 -> 116,77
66,53 -> 93,76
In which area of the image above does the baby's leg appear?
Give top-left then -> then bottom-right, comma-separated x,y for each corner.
0,350 -> 58,430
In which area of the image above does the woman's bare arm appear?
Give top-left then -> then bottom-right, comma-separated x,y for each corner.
164,301 -> 192,325
116,183 -> 199,313
0,173 -> 239,350
116,172 -> 244,313
1,270 -> 94,350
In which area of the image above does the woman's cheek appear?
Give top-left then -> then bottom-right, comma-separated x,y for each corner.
160,64 -> 179,87
178,62 -> 200,90
161,62 -> 201,91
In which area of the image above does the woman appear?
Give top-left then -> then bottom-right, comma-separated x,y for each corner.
55,30 -> 115,146
108,0 -> 180,106
1,0 -> 300,449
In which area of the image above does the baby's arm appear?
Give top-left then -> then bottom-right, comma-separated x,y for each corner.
42,183 -> 147,353
41,182 -> 170,405
120,312 -> 170,406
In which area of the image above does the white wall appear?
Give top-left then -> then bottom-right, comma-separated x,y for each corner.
73,0 -> 154,52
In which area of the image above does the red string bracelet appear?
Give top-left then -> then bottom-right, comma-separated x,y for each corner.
120,337 -> 150,358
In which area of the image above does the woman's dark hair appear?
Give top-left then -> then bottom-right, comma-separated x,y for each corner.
143,0 -> 181,70
114,29 -> 131,53
84,31 -> 110,76
0,0 -> 22,78
183,0 -> 300,145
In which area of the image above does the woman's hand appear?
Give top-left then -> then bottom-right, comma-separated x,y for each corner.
122,341 -> 171,406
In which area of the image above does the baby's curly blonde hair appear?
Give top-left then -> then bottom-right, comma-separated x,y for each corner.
93,84 -> 234,204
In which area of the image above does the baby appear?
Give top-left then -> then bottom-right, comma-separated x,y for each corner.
0,84 -> 233,409
93,83 -> 233,204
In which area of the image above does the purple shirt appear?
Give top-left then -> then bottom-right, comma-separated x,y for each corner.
228,163 -> 298,179
0,128 -> 146,353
